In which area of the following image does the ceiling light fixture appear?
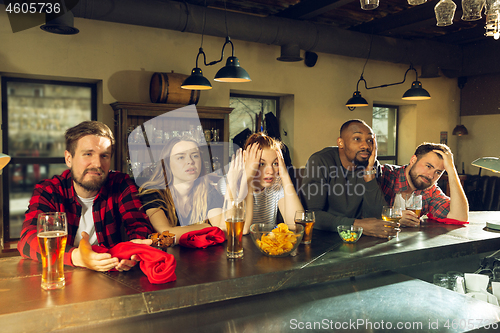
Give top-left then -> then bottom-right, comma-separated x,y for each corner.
485,0 -> 500,38
452,125 -> 469,135
408,0 -> 427,5
485,13 -> 500,39
360,0 -> 379,10
277,43 -> 303,62
346,64 -> 431,111
435,0 -> 457,26
181,0 -> 251,90
462,0 -> 486,21
40,3 -> 79,35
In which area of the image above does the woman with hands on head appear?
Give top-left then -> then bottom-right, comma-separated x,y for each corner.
226,132 -> 303,235
138,136 -> 223,244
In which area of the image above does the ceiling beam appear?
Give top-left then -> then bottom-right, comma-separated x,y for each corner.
350,0 -> 462,34
274,0 -> 355,20
432,25 -> 488,45
382,18 -> 438,36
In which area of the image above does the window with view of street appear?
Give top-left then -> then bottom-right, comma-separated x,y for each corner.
372,105 -> 398,165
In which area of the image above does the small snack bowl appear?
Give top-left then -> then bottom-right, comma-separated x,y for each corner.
149,231 -> 175,251
250,223 -> 304,257
337,225 -> 363,243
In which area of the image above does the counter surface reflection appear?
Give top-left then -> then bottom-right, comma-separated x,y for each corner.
1,212 -> 500,332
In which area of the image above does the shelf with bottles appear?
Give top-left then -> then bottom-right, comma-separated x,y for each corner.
111,102 -> 233,177
126,126 -> 224,147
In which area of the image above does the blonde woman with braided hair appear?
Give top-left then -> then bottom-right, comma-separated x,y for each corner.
139,136 -> 223,244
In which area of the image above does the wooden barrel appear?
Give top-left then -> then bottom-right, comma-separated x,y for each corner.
150,72 -> 201,105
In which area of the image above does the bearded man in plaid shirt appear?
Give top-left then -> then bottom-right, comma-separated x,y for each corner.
18,121 -> 154,272
378,142 -> 469,227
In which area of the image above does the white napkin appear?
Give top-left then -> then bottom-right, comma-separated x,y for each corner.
456,276 -> 466,294
464,273 -> 489,292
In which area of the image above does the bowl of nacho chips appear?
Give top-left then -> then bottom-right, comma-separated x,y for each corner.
250,223 -> 304,257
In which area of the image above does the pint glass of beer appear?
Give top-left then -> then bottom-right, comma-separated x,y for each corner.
294,210 -> 315,244
37,212 -> 68,290
406,193 -> 423,217
381,206 -> 402,224
223,200 -> 245,259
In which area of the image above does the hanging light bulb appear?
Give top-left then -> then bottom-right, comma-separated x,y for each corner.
182,2 -> 212,90
345,65 -> 431,110
462,0 -> 486,21
485,0 -> 500,13
182,0 -> 251,89
408,0 -> 427,5
181,59 -> 213,90
346,91 -> 369,110
360,0 -> 379,10
485,0 -> 500,38
435,0 -> 457,26
452,125 -> 469,135
485,12 -> 500,39
402,80 -> 431,100
214,37 -> 251,83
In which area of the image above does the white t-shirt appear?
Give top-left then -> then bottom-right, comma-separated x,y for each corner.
74,195 -> 98,247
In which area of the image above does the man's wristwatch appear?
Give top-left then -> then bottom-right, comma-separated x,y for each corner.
364,168 -> 377,176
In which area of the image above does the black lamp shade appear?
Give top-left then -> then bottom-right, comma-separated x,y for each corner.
277,44 -> 303,62
452,125 -> 468,136
181,68 -> 212,90
40,11 -> 79,35
346,91 -> 369,107
402,81 -> 431,100
214,57 -> 251,82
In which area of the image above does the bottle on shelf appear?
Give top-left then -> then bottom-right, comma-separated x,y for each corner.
213,156 -> 222,176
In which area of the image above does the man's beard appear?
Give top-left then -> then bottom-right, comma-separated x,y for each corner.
353,150 -> 370,168
72,168 -> 107,192
354,159 -> 369,168
409,164 -> 432,190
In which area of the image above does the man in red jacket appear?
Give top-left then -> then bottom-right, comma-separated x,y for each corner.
18,121 -> 154,272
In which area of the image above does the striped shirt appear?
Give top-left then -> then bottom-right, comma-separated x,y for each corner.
252,178 -> 284,225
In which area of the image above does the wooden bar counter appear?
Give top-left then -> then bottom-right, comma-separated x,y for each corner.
2,212 -> 500,332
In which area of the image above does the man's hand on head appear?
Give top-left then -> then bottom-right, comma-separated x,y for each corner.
363,136 -> 378,182
368,135 -> 378,169
433,149 -> 455,173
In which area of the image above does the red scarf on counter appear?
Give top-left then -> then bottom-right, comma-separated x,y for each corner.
179,227 -> 226,248
427,213 -> 469,225
92,243 -> 176,284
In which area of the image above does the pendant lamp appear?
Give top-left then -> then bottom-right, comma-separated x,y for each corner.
346,64 -> 431,110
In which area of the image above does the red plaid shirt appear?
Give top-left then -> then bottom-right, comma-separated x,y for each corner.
17,169 -> 154,266
378,164 -> 450,218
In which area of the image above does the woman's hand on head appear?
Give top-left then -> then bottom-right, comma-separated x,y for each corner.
226,149 -> 248,201
243,142 -> 262,180
276,148 -> 288,177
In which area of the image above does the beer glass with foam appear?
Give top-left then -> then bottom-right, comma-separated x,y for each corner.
406,193 -> 423,217
223,199 -> 245,259
37,212 -> 68,290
